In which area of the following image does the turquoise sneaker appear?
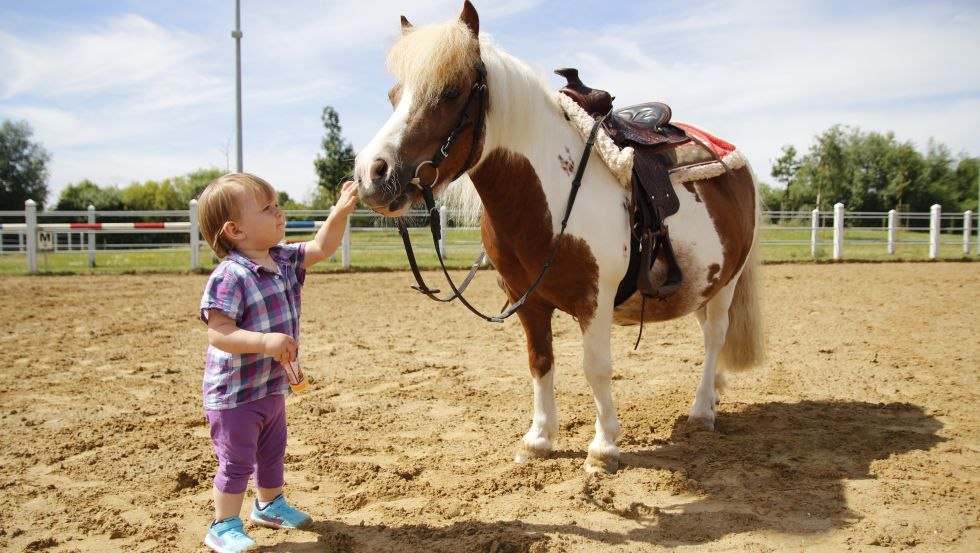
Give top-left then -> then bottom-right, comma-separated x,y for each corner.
250,494 -> 312,529
204,516 -> 256,553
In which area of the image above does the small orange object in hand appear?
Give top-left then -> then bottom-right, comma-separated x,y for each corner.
283,360 -> 309,393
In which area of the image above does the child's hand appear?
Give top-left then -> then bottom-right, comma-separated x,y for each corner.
262,333 -> 297,364
335,180 -> 359,216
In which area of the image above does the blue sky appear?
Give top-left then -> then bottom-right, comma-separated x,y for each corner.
1,0 -> 978,205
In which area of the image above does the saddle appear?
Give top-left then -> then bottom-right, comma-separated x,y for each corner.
557,68 -> 689,303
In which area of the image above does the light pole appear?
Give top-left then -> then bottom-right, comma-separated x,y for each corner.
232,0 -> 243,172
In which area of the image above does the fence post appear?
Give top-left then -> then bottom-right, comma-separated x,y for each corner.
833,203 -> 844,260
439,206 -> 448,258
341,212 -> 351,268
810,208 -> 819,257
25,199 -> 37,273
887,209 -> 897,255
963,211 -> 973,255
189,199 -> 200,269
87,205 -> 96,267
929,204 -> 941,259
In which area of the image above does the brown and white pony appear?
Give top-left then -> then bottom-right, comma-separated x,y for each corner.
353,1 -> 764,473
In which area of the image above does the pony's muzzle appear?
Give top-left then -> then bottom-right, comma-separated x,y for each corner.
355,156 -> 416,215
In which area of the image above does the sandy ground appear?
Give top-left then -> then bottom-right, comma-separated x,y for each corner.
0,263 -> 977,553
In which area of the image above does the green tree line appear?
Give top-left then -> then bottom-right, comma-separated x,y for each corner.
55,168 -> 225,211
763,125 -> 978,215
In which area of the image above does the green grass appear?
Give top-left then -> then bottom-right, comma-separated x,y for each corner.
758,226 -> 978,261
0,226 -> 975,275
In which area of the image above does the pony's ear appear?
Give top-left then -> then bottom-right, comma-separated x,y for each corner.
460,0 -> 479,36
400,15 -> 413,34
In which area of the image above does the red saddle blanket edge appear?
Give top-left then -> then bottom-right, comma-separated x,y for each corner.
673,122 -> 737,158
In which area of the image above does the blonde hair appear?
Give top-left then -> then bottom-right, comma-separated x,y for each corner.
387,19 -> 480,105
197,173 -> 277,258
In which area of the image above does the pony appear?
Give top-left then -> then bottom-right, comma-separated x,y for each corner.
353,1 -> 764,473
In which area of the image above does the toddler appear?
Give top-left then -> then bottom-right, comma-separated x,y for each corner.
196,173 -> 357,553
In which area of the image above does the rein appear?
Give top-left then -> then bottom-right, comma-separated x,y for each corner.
398,66 -> 607,321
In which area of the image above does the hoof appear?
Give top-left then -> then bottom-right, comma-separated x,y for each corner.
584,451 -> 619,474
686,415 -> 715,431
514,441 -> 552,464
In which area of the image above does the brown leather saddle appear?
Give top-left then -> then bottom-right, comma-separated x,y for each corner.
556,68 -> 688,303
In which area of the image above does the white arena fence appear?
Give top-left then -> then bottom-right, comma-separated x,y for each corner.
0,199 -> 977,273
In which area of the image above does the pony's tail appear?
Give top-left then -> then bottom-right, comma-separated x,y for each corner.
720,236 -> 765,372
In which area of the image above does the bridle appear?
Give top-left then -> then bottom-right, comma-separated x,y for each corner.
411,62 -> 489,189
395,62 -> 489,306
396,62 -> 605,323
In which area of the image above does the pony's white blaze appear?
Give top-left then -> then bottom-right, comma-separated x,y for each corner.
354,88 -> 414,205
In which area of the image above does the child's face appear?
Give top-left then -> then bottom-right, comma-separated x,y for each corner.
230,188 -> 285,251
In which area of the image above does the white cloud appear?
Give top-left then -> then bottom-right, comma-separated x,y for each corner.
1,15 -> 219,100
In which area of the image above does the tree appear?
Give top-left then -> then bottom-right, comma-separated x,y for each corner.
881,142 -> 922,211
757,182 -> 785,215
802,125 -> 852,211
55,180 -> 123,210
770,145 -> 802,212
121,179 -> 183,211
175,167 -> 223,205
0,119 -> 51,209
951,157 -> 979,212
277,191 -> 293,206
313,106 -> 355,207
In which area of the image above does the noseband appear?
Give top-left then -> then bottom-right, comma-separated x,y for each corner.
396,62 -> 605,322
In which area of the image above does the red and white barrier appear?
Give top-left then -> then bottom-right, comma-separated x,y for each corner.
4,199 -> 354,273
0,222 -> 191,230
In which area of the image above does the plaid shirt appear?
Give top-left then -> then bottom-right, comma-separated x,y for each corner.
199,243 -> 306,410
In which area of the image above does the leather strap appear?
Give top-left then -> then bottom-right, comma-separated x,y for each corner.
395,217 -> 486,302
401,116 -> 606,322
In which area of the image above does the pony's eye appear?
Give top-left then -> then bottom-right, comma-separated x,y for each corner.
440,87 -> 460,101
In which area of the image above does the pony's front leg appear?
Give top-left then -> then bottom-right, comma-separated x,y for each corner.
515,368 -> 557,463
514,304 -> 559,463
581,303 -> 620,473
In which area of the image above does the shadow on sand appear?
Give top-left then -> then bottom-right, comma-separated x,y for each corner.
268,400 -> 944,552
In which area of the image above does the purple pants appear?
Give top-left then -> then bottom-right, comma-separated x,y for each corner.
205,393 -> 287,494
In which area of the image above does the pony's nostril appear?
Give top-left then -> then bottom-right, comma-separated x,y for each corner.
371,159 -> 388,180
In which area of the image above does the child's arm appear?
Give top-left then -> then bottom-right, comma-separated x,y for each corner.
303,180 -> 359,268
206,309 -> 297,363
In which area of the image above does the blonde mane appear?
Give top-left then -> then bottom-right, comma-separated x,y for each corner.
386,16 -> 560,225
387,20 -> 481,105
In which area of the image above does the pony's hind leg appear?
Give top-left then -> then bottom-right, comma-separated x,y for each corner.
581,302 -> 620,473
514,304 -> 559,463
689,281 -> 737,430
